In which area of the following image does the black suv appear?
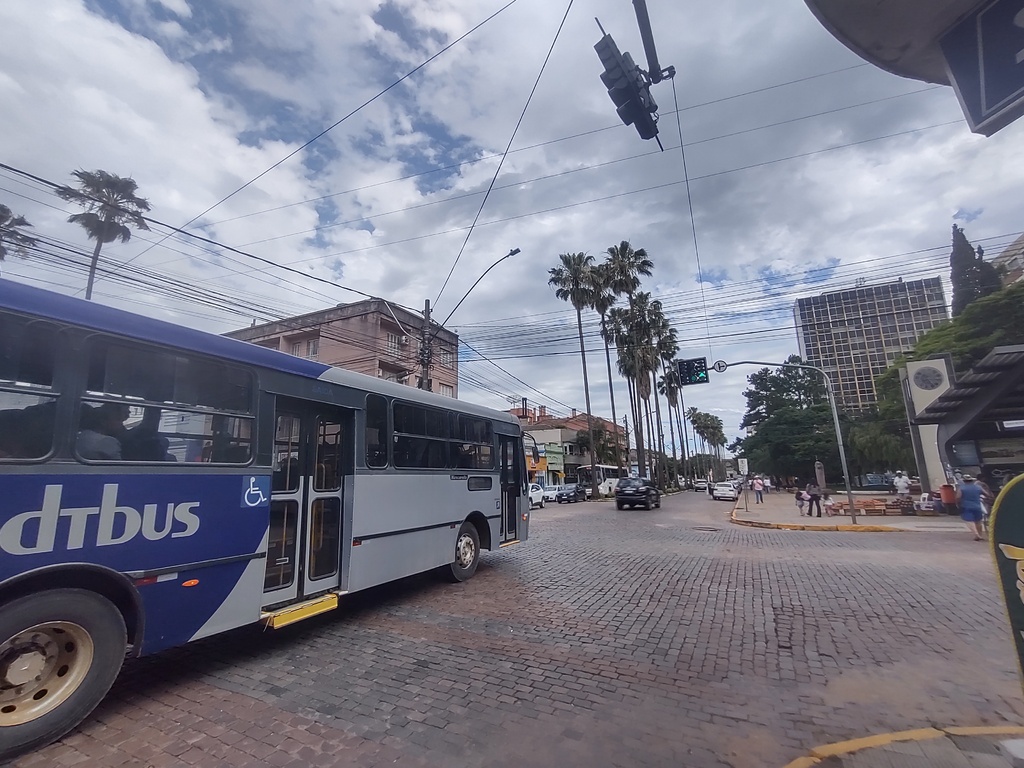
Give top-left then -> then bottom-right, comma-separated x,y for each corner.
615,477 -> 661,510
555,483 -> 587,503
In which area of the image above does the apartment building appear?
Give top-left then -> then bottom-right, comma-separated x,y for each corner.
993,233 -> 1024,286
794,277 -> 948,412
225,299 -> 459,397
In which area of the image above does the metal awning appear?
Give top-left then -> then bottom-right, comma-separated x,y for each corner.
803,0 -> 981,85
915,345 -> 1024,425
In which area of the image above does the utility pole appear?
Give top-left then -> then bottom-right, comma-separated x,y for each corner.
419,299 -> 432,391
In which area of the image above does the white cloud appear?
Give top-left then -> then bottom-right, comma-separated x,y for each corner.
2,0 -> 1022,449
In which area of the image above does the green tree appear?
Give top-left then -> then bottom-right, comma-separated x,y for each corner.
589,263 -> 623,472
0,204 -> 38,269
55,169 -> 150,300
739,355 -> 826,430
741,403 -> 845,482
604,241 -> 653,475
549,252 -> 600,500
950,224 -> 1001,316
575,424 -> 617,464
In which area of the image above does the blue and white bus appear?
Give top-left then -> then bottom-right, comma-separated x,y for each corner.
0,280 -> 530,759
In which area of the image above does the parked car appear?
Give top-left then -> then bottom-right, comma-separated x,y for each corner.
712,482 -> 739,501
693,478 -> 708,492
555,483 -> 587,503
542,485 -> 560,503
529,483 -> 546,509
614,477 -> 661,510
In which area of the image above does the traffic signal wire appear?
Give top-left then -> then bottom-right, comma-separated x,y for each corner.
432,0 -> 577,312
669,72 -> 714,363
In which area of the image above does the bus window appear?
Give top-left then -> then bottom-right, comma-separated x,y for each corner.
393,402 -> 448,469
77,338 -> 254,463
0,316 -> 58,460
365,394 -> 388,468
273,415 -> 301,491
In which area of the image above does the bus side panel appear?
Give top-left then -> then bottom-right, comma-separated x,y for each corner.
135,555 -> 266,654
348,527 -> 462,593
0,472 -> 270,652
347,472 -> 499,592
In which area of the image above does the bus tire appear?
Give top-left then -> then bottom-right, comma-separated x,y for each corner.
0,589 -> 126,761
444,521 -> 481,583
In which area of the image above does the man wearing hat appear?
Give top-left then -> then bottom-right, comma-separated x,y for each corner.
956,474 -> 990,541
892,470 -> 911,499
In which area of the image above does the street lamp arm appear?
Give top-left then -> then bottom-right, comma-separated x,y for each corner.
435,248 -> 521,334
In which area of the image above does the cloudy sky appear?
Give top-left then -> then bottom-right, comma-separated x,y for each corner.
1,0 -> 1021,450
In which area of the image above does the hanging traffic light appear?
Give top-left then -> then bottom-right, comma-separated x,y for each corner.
677,357 -> 709,386
594,33 -> 659,141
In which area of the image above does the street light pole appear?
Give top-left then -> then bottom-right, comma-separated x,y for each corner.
419,248 -> 522,392
725,360 -> 858,525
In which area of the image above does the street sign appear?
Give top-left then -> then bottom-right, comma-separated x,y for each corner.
991,473 -> 1024,692
738,458 -> 748,475
941,0 -> 1024,136
712,360 -> 728,374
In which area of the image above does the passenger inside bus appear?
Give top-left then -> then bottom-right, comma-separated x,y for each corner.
77,403 -> 131,460
0,397 -> 57,459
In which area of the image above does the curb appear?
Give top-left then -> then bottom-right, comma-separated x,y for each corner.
780,724 -> 1024,768
729,506 -> 903,532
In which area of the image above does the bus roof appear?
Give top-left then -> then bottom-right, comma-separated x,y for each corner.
0,280 -> 518,426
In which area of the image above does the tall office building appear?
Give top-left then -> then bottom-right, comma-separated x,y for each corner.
794,277 -> 948,412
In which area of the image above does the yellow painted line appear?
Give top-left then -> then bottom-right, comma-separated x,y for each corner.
780,757 -> 820,768
729,517 -> 902,533
943,725 -> 1024,736
782,723 -> 1024,767
809,728 -> 944,758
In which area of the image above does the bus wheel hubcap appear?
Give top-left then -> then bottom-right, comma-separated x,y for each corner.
0,622 -> 94,725
456,534 -> 475,568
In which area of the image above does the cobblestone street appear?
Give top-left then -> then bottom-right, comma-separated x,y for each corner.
10,492 -> 1024,768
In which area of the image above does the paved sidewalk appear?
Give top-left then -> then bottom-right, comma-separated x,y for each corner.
730,488 -> 970,533
782,726 -> 1024,767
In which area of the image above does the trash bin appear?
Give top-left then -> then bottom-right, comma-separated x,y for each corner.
940,484 -> 957,515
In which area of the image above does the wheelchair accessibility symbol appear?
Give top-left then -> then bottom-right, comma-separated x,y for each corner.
242,476 -> 270,507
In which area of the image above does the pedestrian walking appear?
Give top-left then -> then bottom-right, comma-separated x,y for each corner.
763,476 -> 773,494
752,476 -> 764,504
795,488 -> 806,516
893,471 -> 911,499
956,474 -> 991,541
805,481 -> 822,517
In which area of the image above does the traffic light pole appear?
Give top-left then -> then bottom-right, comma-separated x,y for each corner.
725,360 -> 858,525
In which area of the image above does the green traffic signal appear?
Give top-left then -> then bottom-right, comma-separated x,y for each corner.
678,357 -> 709,385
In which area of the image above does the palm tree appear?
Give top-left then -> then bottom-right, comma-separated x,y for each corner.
0,204 -> 38,271
55,169 -> 150,300
589,263 -> 623,473
604,241 -> 653,473
549,252 -> 600,500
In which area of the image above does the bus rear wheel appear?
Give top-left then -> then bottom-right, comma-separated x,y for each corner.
0,589 -> 126,761
443,521 -> 481,583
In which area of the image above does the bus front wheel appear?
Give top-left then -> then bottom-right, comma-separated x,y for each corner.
0,589 -> 126,761
444,521 -> 481,583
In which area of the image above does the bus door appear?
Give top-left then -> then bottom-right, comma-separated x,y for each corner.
263,399 -> 347,607
498,435 -> 520,542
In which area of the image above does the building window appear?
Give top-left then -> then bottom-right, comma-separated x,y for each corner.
306,338 -> 319,360
440,348 -> 454,368
386,332 -> 401,356
439,383 -> 454,398
291,341 -> 302,356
